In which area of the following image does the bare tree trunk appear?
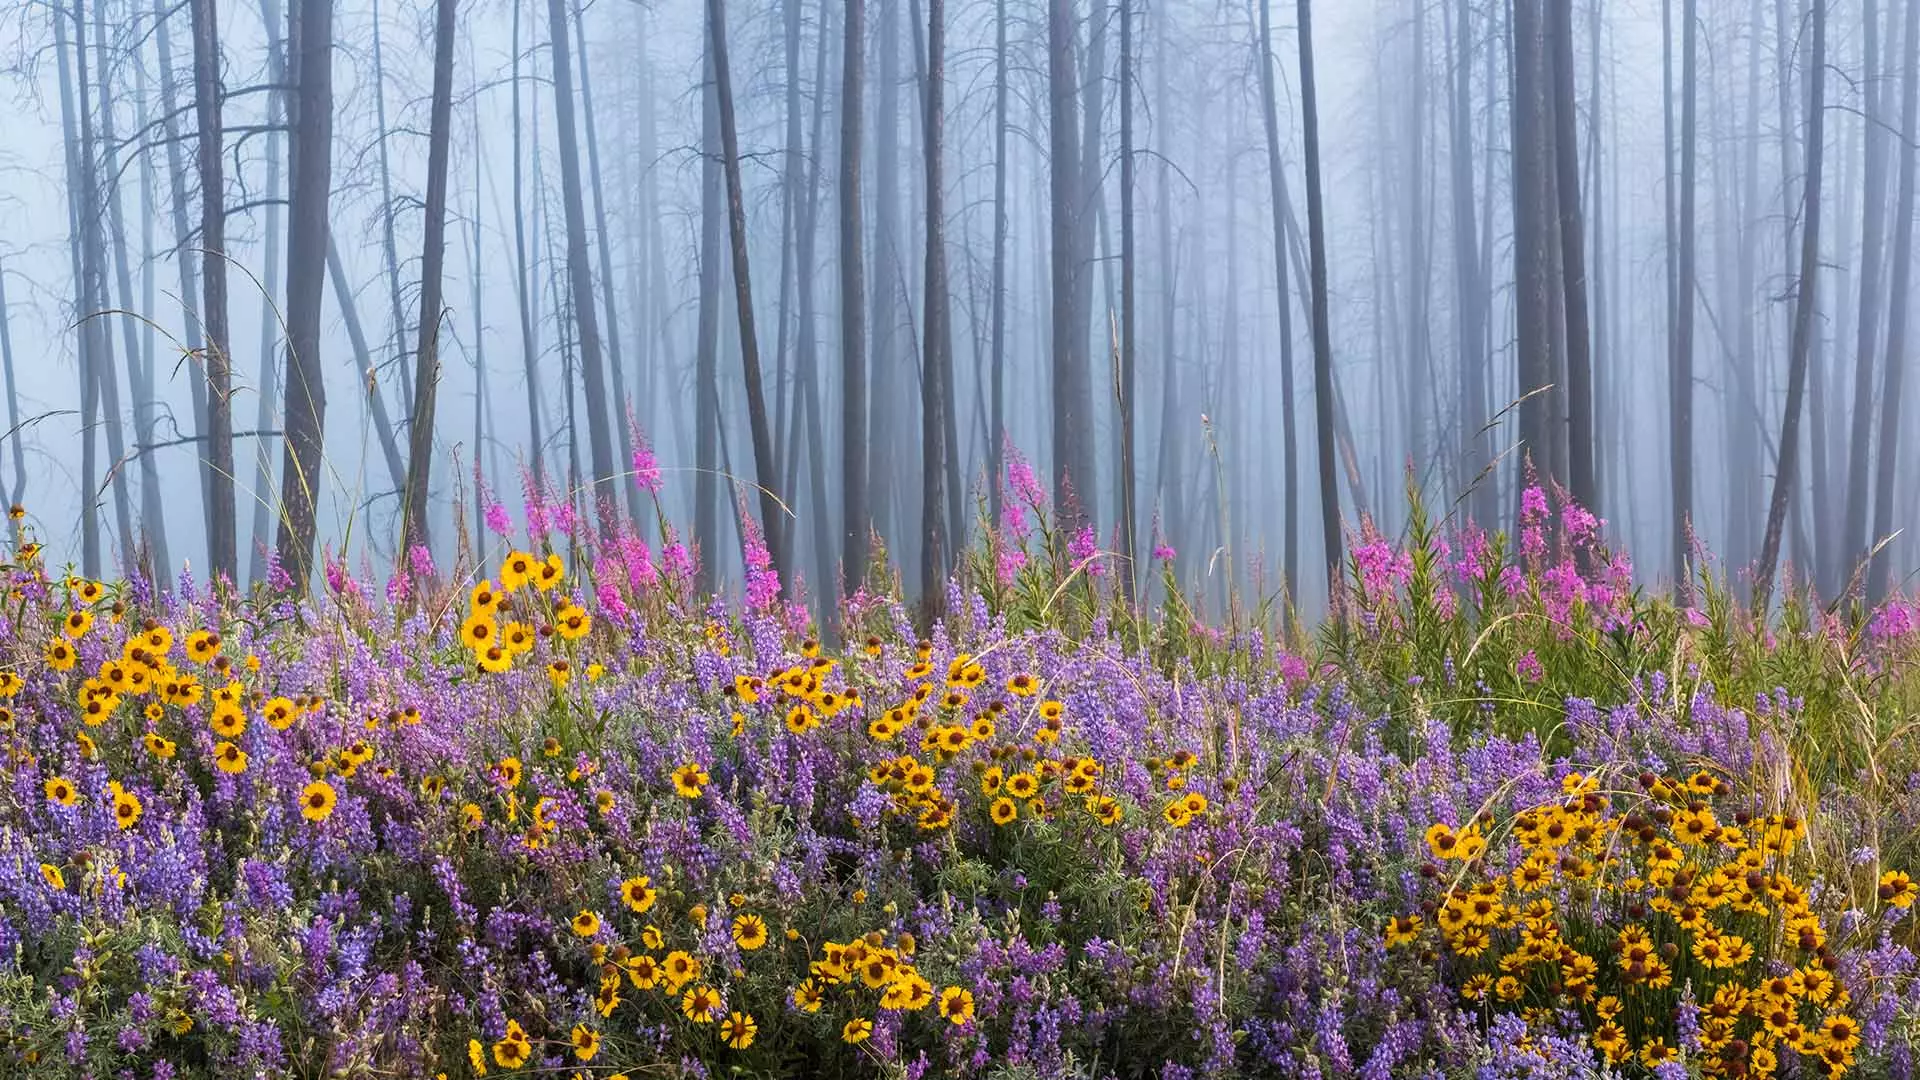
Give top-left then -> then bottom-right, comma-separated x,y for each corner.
248,0 -> 287,586
0,258 -> 25,512
1671,0 -> 1698,592
1405,0 -> 1430,495
325,243 -> 408,494
1845,0 -> 1889,580
1869,0 -> 1917,601
1257,0 -> 1300,591
509,0 -> 544,481
1512,0 -> 1557,496
709,0 -> 788,576
1754,0 -> 1825,610
370,0 -> 412,416
695,46 -> 722,593
841,0 -> 869,590
274,0 -> 333,594
918,0 -> 950,616
792,0 -> 836,605
573,0 -> 638,524
1549,0 -> 1594,512
1447,0 -> 1490,525
1297,0 -> 1341,591
152,0 -> 210,525
1048,0 -> 1096,527
402,0 -> 458,555
988,0 -> 1008,526
95,3 -> 170,580
190,0 -> 236,582
547,0 -> 618,518
1117,0 -> 1139,601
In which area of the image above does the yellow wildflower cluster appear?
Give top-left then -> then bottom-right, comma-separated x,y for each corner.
793,930 -> 976,1040
459,552 -> 581,675
1393,770 -> 1887,1079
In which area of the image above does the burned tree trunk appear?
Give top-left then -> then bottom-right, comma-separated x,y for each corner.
1299,0 -> 1342,588
841,0 -> 869,589
1869,0 -> 1918,601
190,0 -> 237,582
402,0 -> 459,555
274,0 -> 334,593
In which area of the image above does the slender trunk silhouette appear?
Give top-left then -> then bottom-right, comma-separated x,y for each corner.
402,0 -> 459,555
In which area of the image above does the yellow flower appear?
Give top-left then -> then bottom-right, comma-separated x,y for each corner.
1007,673 -> 1038,696
680,985 -> 722,1023
500,552 -> 536,592
554,603 -> 591,640
300,780 -> 337,822
663,950 -> 701,990
793,979 -> 824,1012
672,763 -> 710,798
572,910 -> 602,938
720,1011 -> 756,1049
1673,806 -> 1719,846
938,986 -> 975,1025
1383,915 -> 1422,947
990,797 -> 1018,826
569,1024 -> 600,1061
44,776 -> 78,806
546,660 -> 571,689
213,741 -> 248,774
619,876 -> 657,914
536,553 -> 565,591
262,697 -> 298,731
466,1038 -> 488,1075
491,1019 -> 531,1068
39,863 -> 64,890
45,638 -> 77,671
111,784 -> 143,829
732,913 -> 769,950
477,645 -> 512,674
1880,870 -> 1916,908
143,733 -> 178,760
842,1017 -> 873,1043
63,610 -> 94,639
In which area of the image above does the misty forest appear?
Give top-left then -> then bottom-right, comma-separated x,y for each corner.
11,1 -> 1920,1075
0,0 -> 1914,616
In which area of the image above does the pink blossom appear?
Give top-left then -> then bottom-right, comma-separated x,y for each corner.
1152,542 -> 1176,562
995,545 -> 1028,587
1521,484 -> 1549,523
1520,524 -> 1546,561
742,516 -> 782,612
1069,525 -> 1105,576
631,443 -> 662,495
1005,443 -> 1048,509
1515,650 -> 1545,683
1561,503 -> 1600,543
408,544 -> 437,582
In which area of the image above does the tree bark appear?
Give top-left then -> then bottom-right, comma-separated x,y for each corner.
152,0 -> 211,526
1754,0 -> 1825,610
1869,0 -> 1918,601
402,0 -> 459,556
840,0 -> 869,591
190,0 -> 236,582
1549,0 -> 1595,512
1845,0 -> 1890,579
248,0 -> 287,586
1298,0 -> 1342,590
694,45 -> 722,593
708,0 -> 788,579
919,0 -> 950,616
547,0 -> 618,520
573,0 -> 639,525
511,0 -> 544,479
1512,0 -> 1557,496
1258,0 -> 1300,592
1048,0 -> 1096,528
274,0 -> 333,594
1672,0 -> 1698,592
988,0 -> 1008,527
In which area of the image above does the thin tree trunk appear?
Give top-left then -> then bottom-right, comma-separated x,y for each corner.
371,0 -> 412,416
841,0 -> 869,590
248,0 -> 287,586
1671,0 -> 1699,592
95,2 -> 170,580
402,0 -> 458,555
695,46 -> 722,593
573,0 -> 638,524
152,0 -> 210,525
510,0 -> 544,479
709,0 -> 787,577
1117,0 -> 1138,601
1048,0 -> 1096,528
274,0 -> 333,593
547,0 -> 618,519
1297,0 -> 1342,592
1869,0 -> 1917,601
1258,0 -> 1300,592
0,257 -> 22,514
1845,0 -> 1889,579
988,0 -> 1008,526
1754,0 -> 1825,610
190,0 -> 236,582
918,0 -> 950,616
1549,0 -> 1594,511
1512,0 -> 1557,496
1448,0 -> 1490,525
326,243 -> 408,494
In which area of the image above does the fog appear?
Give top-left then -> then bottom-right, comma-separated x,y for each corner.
0,0 -> 1913,616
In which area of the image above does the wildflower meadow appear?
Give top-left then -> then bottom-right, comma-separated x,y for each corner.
1,461 -> 1917,1080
